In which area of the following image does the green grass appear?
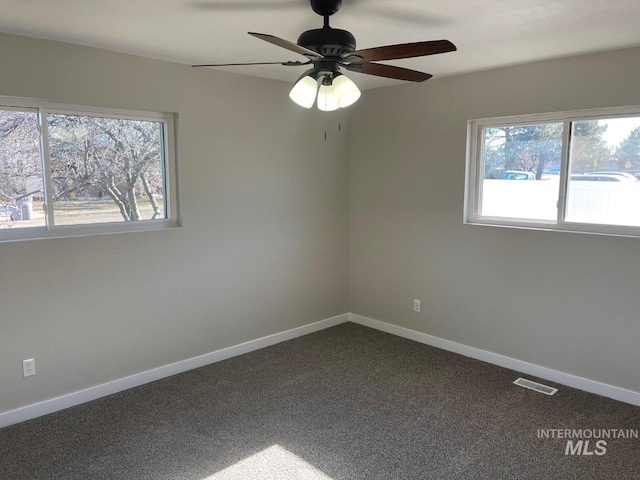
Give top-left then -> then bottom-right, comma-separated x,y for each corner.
0,198 -> 165,230
54,198 -> 165,225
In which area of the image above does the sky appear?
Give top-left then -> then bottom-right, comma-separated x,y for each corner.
600,116 -> 640,147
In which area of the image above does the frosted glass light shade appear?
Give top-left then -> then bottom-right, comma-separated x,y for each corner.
333,74 -> 361,108
317,83 -> 339,112
289,75 -> 318,108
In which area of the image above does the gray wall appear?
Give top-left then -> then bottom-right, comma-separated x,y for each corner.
0,33 -> 350,413
350,46 -> 640,394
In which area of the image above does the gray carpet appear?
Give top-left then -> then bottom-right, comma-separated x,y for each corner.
1,322 -> 639,479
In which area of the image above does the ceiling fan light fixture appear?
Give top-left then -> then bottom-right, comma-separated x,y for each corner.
332,73 -> 361,108
317,79 -> 340,112
289,74 -> 319,109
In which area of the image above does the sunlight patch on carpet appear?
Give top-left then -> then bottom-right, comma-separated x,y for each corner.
202,444 -> 334,480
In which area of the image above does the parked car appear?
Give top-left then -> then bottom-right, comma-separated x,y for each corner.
499,170 -> 535,180
570,174 -> 636,183
584,172 -> 639,183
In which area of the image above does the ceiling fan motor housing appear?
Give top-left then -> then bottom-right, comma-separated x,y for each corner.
297,28 -> 356,58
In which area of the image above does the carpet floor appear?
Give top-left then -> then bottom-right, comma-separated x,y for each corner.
1,322 -> 639,479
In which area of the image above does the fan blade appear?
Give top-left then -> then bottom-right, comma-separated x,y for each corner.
344,63 -> 432,82
249,32 -> 323,60
193,61 -> 310,67
344,40 -> 456,63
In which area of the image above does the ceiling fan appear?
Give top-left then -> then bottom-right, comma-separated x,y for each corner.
193,0 -> 456,111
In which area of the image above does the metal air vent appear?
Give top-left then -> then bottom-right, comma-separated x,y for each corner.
513,377 -> 558,396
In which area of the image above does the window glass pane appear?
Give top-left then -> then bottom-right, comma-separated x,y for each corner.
565,117 -> 640,226
480,123 -> 562,220
0,109 -> 46,230
48,114 -> 166,226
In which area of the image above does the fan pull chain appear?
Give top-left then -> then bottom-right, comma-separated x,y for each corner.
324,114 -> 328,141
322,113 -> 344,141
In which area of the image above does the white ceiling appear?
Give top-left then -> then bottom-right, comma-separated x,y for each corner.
1,0 -> 640,90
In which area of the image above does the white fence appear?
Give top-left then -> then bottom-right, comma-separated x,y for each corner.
481,178 -> 640,226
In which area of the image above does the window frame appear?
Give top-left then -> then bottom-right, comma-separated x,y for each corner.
0,96 -> 179,243
465,105 -> 640,238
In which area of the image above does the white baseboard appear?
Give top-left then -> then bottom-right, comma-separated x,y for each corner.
349,313 -> 640,407
0,313 -> 350,429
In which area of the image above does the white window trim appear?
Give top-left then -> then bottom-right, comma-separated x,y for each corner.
464,105 -> 640,238
0,96 -> 180,243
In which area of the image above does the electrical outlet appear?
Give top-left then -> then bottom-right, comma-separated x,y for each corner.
413,299 -> 421,313
23,358 -> 36,377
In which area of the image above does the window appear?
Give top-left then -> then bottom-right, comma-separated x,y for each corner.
465,106 -> 640,236
0,97 -> 177,241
